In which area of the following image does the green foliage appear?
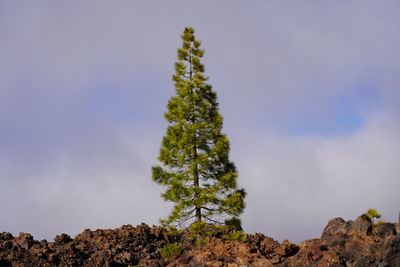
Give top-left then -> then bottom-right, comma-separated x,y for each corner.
365,208 -> 385,225
365,209 -> 382,221
188,221 -> 246,245
189,221 -> 210,235
152,27 -> 246,228
225,217 -> 243,230
221,230 -> 246,242
223,218 -> 245,242
161,243 -> 183,259
194,236 -> 209,247
166,228 -> 183,237
188,221 -> 211,246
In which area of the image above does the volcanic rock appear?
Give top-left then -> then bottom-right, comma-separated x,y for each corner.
0,214 -> 399,266
374,223 -> 397,238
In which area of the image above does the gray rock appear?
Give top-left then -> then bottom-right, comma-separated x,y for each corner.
321,217 -> 347,238
380,235 -> 400,267
352,214 -> 372,235
321,217 -> 348,247
374,223 -> 396,238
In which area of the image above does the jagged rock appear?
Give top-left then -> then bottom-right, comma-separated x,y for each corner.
380,235 -> 400,267
271,255 -> 281,264
276,240 -> 299,258
320,217 -> 348,247
352,214 -> 373,235
15,233 -> 34,250
0,232 -> 13,242
259,236 -> 280,258
374,223 -> 396,238
54,233 -> 73,245
1,214 -> 399,266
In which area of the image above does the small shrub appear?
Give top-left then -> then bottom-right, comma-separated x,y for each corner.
166,228 -> 183,236
365,209 -> 382,221
365,208 -> 386,225
188,221 -> 211,246
187,221 -> 246,246
194,237 -> 209,247
189,221 -> 209,234
374,220 -> 386,226
222,230 -> 246,242
212,224 -> 225,232
225,217 -> 243,230
161,243 -> 183,259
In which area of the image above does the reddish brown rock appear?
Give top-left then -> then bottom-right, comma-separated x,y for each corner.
0,215 -> 398,266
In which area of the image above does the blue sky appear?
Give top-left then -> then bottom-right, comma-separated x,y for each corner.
1,1 -> 399,242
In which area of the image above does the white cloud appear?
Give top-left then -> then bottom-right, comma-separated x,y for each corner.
0,2 -> 399,243
0,128 -> 167,240
236,109 -> 400,242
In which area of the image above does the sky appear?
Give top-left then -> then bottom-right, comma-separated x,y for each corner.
1,1 -> 399,243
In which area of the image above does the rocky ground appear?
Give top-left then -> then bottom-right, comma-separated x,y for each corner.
1,214 -> 399,266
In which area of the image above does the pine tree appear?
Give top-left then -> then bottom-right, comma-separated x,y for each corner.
152,27 -> 245,228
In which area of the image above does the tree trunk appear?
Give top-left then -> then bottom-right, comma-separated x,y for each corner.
193,142 -> 201,222
189,53 -> 202,223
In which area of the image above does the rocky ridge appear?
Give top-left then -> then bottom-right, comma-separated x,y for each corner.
0,214 -> 399,266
